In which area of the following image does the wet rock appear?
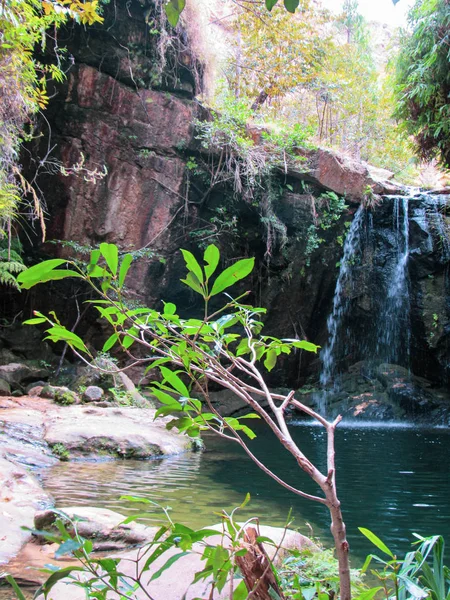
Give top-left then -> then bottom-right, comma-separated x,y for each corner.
208,388 -> 270,417
82,386 -> 104,403
25,383 -> 45,396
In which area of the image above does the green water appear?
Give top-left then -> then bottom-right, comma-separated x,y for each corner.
41,420 -> 450,565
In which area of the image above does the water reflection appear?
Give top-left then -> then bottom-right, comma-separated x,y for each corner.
41,422 -> 450,564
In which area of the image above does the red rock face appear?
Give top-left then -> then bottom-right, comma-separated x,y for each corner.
40,63 -> 201,299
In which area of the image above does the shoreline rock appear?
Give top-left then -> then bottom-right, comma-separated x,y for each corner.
0,395 -> 191,573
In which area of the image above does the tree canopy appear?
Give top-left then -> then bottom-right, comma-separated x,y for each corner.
395,0 -> 450,166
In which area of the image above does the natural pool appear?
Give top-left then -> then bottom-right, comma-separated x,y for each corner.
41,420 -> 450,565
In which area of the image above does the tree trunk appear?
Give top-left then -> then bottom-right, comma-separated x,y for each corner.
235,527 -> 286,600
251,89 -> 269,112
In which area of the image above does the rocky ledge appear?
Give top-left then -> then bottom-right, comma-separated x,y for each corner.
0,395 -> 190,569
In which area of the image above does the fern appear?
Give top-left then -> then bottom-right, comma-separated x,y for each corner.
0,249 -> 26,290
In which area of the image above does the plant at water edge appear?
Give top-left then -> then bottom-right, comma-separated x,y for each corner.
358,528 -> 450,600
5,496 -> 290,599
280,543 -> 365,600
50,443 -> 70,461
17,243 -> 352,599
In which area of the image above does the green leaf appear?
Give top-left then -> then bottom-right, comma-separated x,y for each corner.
44,326 -> 90,354
203,245 -> 220,279
86,265 -> 108,278
160,366 -> 189,397
152,388 -> 182,410
265,0 -> 278,8
181,272 -> 204,295
100,243 -> 119,276
264,349 -> 277,372
233,580 -> 249,600
359,528 -> 394,558
164,0 -> 186,26
18,258 -> 67,280
102,332 -> 119,352
353,588 -> 384,600
17,259 -> 82,289
23,317 -> 47,325
5,576 -> 27,600
89,249 -> 101,267
119,254 -> 133,288
240,492 -> 251,509
181,249 -> 204,284
283,0 -> 299,11
210,257 -> 254,296
239,425 -> 257,440
55,539 -> 83,558
150,551 -> 189,581
283,339 -> 320,353
37,566 -> 86,595
163,302 -> 177,315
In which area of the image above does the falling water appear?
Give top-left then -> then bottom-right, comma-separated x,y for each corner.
319,191 -> 450,402
320,205 -> 365,388
376,197 -> 411,366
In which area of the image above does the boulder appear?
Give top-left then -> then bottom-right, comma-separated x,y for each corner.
0,348 -> 18,365
208,388 -> 270,416
0,377 -> 11,396
44,405 -> 189,458
41,385 -> 80,405
0,362 -> 50,391
289,147 -> 405,200
33,506 -> 157,550
82,386 -> 104,403
0,326 -> 55,362
0,362 -> 48,387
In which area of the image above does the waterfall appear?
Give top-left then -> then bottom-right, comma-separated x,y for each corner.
320,205 -> 365,388
376,197 -> 411,367
319,193 -> 450,391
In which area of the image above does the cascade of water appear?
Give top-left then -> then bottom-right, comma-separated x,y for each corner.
376,197 -> 411,366
320,205 -> 365,388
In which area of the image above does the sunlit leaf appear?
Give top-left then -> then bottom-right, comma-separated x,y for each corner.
100,243 -> 119,276
203,244 -> 220,279
210,258 -> 254,296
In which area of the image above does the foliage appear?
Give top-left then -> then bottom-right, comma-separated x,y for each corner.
50,442 -> 70,461
17,242 -> 353,598
304,192 -> 348,266
394,0 -> 450,167
211,0 -> 415,174
5,497 -> 267,599
359,528 -> 450,600
0,0 -> 103,240
165,0 -> 309,28
0,247 -> 26,290
228,2 -> 329,109
280,544 -> 364,599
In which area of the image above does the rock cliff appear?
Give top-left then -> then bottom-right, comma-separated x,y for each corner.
18,0 -> 449,397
